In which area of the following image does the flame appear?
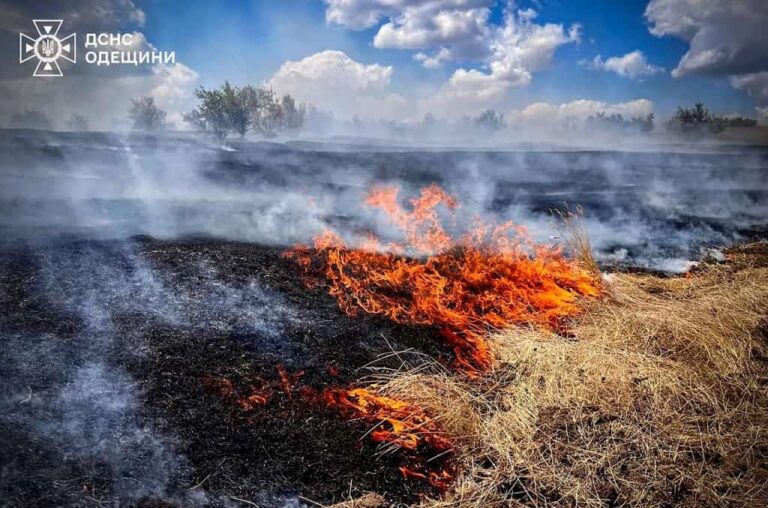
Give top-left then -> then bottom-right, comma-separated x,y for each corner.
201,364 -> 304,411
204,374 -> 454,489
325,386 -> 454,490
324,387 -> 452,452
285,184 -> 601,373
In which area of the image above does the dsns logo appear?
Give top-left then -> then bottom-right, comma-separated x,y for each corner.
19,20 -> 76,77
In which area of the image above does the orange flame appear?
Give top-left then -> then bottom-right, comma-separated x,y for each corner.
324,387 -> 452,452
285,184 -> 601,373
325,387 -> 454,490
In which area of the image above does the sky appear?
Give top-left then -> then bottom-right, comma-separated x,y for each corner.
0,0 -> 767,129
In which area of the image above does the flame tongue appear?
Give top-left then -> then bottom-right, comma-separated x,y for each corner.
286,184 -> 601,373
324,387 -> 452,452
325,386 -> 455,491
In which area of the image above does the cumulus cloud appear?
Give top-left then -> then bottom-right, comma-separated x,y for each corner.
510,98 -> 655,128
645,0 -> 768,78
421,8 -> 580,117
413,48 -> 451,69
325,0 -> 496,65
266,50 -> 409,121
325,2 -> 578,116
583,51 -> 664,79
730,72 -> 768,105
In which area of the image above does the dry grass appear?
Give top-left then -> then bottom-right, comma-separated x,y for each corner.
375,243 -> 768,507
555,208 -> 600,276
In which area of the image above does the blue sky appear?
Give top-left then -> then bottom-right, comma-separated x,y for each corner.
1,0 -> 765,128
135,0 -> 759,117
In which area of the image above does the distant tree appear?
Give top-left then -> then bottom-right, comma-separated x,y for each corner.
248,87 -> 283,138
128,97 -> 167,131
474,109 -> 505,131
279,93 -> 306,132
66,113 -> 89,131
185,83 -> 306,141
669,102 -> 725,135
304,105 -> 334,131
11,109 -> 52,130
586,112 -> 654,133
722,116 -> 758,128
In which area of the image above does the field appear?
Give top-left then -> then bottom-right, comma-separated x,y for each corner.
1,130 -> 767,507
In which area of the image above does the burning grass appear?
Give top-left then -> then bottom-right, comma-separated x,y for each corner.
285,184 -> 602,373
281,184 -> 767,505
370,243 -> 768,506
280,183 -> 605,497
324,387 -> 455,491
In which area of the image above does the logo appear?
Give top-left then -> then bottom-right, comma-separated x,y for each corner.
19,20 -> 76,77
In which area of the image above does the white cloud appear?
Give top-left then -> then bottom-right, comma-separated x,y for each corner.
730,72 -> 768,106
510,99 -> 655,128
372,3 -> 492,60
645,0 -> 768,78
584,51 -> 664,79
325,2 -> 578,114
420,8 -> 580,117
413,48 -> 451,69
266,50 -> 409,120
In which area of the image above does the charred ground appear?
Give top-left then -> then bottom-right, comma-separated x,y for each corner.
0,236 -> 452,507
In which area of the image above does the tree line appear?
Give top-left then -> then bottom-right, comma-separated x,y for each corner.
668,102 -> 757,136
3,99 -> 761,137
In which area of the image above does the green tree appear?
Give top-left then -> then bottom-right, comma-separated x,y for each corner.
184,86 -> 233,142
185,83 -> 306,141
670,102 -> 725,135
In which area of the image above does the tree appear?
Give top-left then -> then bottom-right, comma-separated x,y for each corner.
185,83 -> 306,141
474,109 -> 505,131
66,114 -> 89,131
586,112 -> 654,133
185,86 -> 232,142
723,116 -> 757,128
11,109 -> 52,130
279,93 -> 306,132
128,97 -> 167,131
248,87 -> 283,138
221,81 -> 250,138
669,102 -> 725,135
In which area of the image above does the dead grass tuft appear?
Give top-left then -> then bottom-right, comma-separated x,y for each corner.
378,243 -> 768,506
555,208 -> 600,277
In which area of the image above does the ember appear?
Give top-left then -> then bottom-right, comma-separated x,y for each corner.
201,364 -> 304,411
286,184 -> 602,373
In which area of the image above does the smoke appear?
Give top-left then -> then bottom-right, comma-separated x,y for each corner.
1,130 -> 766,272
0,235 -> 306,505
